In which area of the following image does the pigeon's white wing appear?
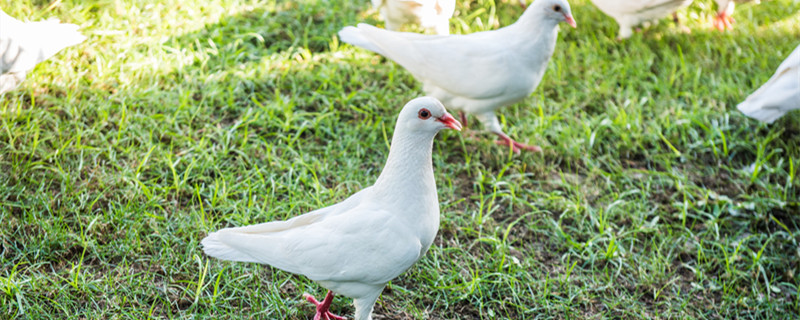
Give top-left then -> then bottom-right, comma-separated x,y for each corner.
203,207 -> 423,284
202,187 -> 371,257
737,45 -> 800,123
202,188 -> 424,284
232,188 -> 369,233
344,24 -> 516,100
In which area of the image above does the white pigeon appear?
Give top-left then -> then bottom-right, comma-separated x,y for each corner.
737,44 -> 800,123
201,97 -> 462,320
371,0 -> 456,35
589,0 -> 693,39
713,0 -> 759,31
339,0 -> 577,153
0,9 -> 86,95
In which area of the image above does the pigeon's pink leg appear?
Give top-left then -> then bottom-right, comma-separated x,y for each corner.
459,111 -> 468,128
494,132 -> 542,153
303,291 -> 347,320
713,12 -> 734,31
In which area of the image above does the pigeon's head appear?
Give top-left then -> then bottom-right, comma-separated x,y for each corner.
397,97 -> 462,134
537,0 -> 576,28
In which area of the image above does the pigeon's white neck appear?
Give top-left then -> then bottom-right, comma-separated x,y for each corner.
373,130 -> 437,197
371,127 -> 440,248
509,5 -> 561,37
504,5 -> 561,69
371,127 -> 441,258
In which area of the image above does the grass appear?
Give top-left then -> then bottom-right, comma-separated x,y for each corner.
1,0 -> 798,318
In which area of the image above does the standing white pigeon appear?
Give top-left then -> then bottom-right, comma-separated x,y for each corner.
371,0 -> 456,35
712,0 -> 760,31
589,0 -> 693,39
737,44 -> 800,123
0,9 -> 86,95
201,97 -> 462,320
339,0 -> 577,153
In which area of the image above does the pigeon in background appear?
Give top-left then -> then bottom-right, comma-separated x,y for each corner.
0,9 -> 86,95
737,44 -> 800,123
589,0 -> 693,39
202,97 -> 462,320
713,0 -> 760,31
372,0 -> 456,35
339,0 -> 576,153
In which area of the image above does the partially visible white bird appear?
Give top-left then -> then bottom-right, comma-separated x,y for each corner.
0,9 -> 86,95
737,44 -> 800,123
339,0 -> 577,153
201,97 -> 462,320
713,0 -> 760,31
589,0 -> 693,39
371,0 -> 456,35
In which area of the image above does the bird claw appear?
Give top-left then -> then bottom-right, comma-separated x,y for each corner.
303,291 -> 347,320
494,134 -> 542,153
314,312 -> 347,320
713,13 -> 734,31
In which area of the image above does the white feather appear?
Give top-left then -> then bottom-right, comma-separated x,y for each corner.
590,0 -> 693,39
338,0 -> 575,150
737,44 -> 800,123
337,26 -> 386,55
712,0 -> 759,30
0,9 -> 86,94
202,97 -> 460,320
372,0 -> 456,35
714,0 -> 759,16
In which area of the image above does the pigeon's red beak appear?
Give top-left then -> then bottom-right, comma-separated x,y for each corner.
565,15 -> 577,28
437,113 -> 462,131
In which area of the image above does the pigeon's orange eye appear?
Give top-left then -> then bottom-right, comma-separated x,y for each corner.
554,5 -> 561,11
418,108 -> 431,119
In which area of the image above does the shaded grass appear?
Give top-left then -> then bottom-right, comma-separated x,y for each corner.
1,0 -> 799,319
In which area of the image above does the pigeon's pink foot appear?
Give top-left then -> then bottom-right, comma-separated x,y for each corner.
713,12 -> 734,31
459,111 -> 468,128
494,133 -> 542,153
303,291 -> 347,320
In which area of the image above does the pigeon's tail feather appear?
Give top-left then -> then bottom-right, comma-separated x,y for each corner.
736,46 -> 800,124
0,13 -> 86,74
31,20 -> 87,62
201,228 -> 307,275
737,102 -> 786,124
338,26 -> 385,55
201,231 -> 261,263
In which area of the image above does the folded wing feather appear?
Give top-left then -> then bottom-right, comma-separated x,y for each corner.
202,188 -> 424,284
